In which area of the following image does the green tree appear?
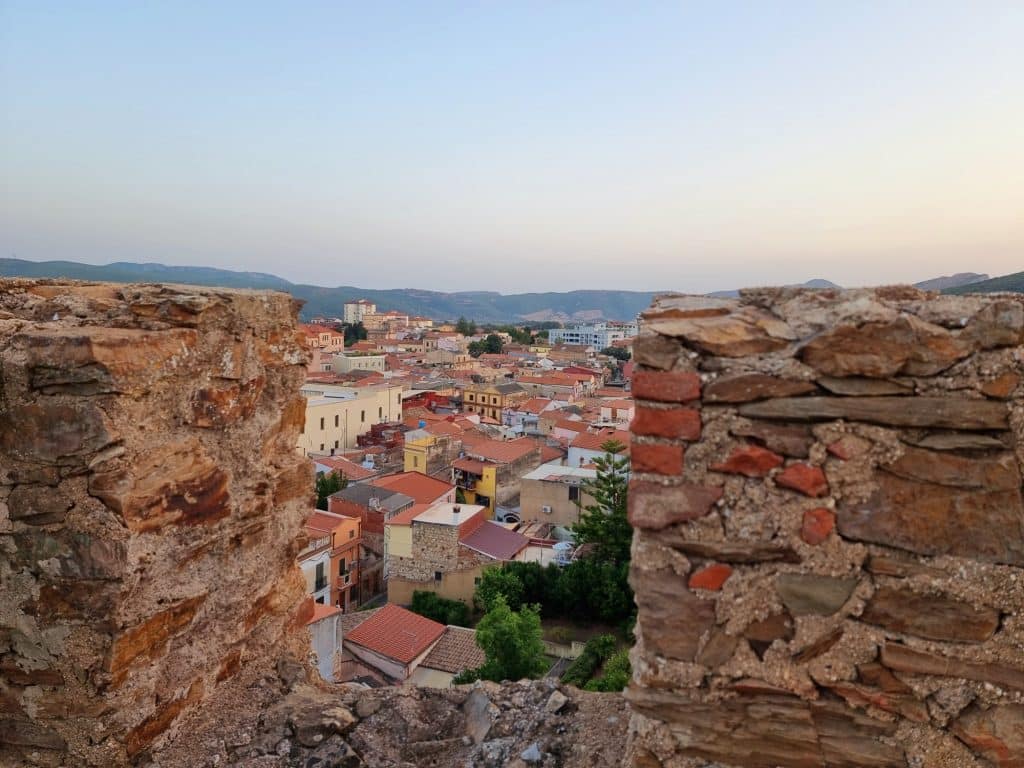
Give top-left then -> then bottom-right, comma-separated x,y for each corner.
600,346 -> 631,362
343,322 -> 367,346
410,591 -> 471,626
461,595 -> 547,682
456,316 -> 477,336
483,333 -> 503,354
475,567 -> 525,612
584,648 -> 631,691
574,440 -> 631,564
315,470 -> 347,510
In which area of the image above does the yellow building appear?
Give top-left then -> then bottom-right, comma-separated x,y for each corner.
452,458 -> 498,515
461,382 -> 528,421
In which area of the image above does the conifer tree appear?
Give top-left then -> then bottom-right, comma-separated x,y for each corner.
574,439 -> 631,564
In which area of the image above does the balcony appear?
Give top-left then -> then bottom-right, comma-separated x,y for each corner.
314,577 -> 328,592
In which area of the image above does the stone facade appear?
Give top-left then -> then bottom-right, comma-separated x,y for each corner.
626,288 -> 1024,768
0,279 -> 313,767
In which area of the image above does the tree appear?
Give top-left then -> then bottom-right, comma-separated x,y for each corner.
475,567 -> 525,612
455,316 -> 477,336
601,346 -> 631,362
584,648 -> 631,691
461,595 -> 547,682
315,470 -> 347,510
574,440 -> 631,564
343,322 -> 367,346
410,591 -> 471,626
483,333 -> 503,354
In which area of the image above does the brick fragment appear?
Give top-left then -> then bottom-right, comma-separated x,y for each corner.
632,443 -> 685,476
801,507 -> 835,545
631,407 -> 701,441
981,372 -> 1019,399
632,370 -> 701,403
776,464 -> 829,497
710,445 -> 783,477
689,563 -> 733,591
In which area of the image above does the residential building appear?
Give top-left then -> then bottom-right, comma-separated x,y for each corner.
332,352 -> 387,374
548,321 -> 638,348
520,465 -> 598,527
299,510 -> 362,611
461,382 -> 528,421
307,603 -> 343,682
599,398 -> 635,426
386,502 -> 529,605
403,430 -> 463,477
297,383 -> 403,456
312,455 -> 379,483
338,604 -> 483,686
568,429 -> 631,468
454,435 -> 543,515
515,374 -> 582,401
369,471 -> 456,506
343,299 -> 376,325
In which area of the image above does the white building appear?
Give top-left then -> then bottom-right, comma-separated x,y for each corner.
332,352 -> 387,374
297,383 -> 403,455
343,299 -> 377,325
547,321 -> 639,348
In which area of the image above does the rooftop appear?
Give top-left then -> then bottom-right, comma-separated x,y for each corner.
344,604 -> 446,665
307,603 -> 342,625
420,626 -> 485,673
522,464 -> 599,482
413,502 -> 486,527
460,520 -> 530,561
330,484 -> 414,514
570,429 -> 632,452
461,435 -> 539,463
386,502 -> 434,527
371,471 -> 455,504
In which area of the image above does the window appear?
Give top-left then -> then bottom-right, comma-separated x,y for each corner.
474,576 -> 481,585
467,394 -> 475,402
334,440 -> 339,449
378,406 -> 382,418
349,529 -> 355,539
319,443 -> 324,451
315,562 -> 326,591
338,558 -> 347,576
569,486 -> 580,502
434,571 -> 442,582
413,456 -> 418,468
492,397 -> 498,404
335,415 -> 339,427
361,410 -> 365,423
320,417 -> 325,430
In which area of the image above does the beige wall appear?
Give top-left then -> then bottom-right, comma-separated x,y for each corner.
387,565 -> 484,606
297,385 -> 403,455
332,354 -> 386,373
520,477 -> 595,527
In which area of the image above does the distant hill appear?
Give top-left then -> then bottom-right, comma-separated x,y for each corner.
944,270 -> 1024,295
0,258 -> 656,323
914,272 -> 988,291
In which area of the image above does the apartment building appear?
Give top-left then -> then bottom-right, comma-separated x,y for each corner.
299,511 -> 362,611
547,321 -> 638,348
343,299 -> 376,325
332,352 -> 387,374
520,465 -> 597,527
461,382 -> 528,421
297,383 -> 403,456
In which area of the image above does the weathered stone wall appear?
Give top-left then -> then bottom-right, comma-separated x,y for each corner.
0,279 -> 313,767
626,287 -> 1024,768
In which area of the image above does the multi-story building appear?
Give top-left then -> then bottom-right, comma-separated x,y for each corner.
297,383 -> 403,456
547,321 -> 639,348
299,510 -> 362,611
454,435 -> 543,515
331,352 -> 387,374
519,465 -> 597,527
461,382 -> 528,421
343,299 -> 376,325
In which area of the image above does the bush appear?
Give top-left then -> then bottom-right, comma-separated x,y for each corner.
585,648 -> 631,692
409,591 -> 471,626
474,567 -> 525,612
561,634 -> 617,688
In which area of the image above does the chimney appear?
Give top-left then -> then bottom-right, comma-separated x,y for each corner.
452,505 -> 461,517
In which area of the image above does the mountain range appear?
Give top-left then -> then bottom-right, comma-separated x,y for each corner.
0,258 -> 1014,322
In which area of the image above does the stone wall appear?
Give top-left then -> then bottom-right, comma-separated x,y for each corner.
0,279 -> 313,767
625,287 -> 1024,767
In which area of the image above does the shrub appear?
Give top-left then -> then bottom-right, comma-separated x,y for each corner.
585,648 -> 631,692
561,634 -> 617,688
409,591 -> 470,626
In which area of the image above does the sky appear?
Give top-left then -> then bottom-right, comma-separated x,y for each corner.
1,2 -> 1022,294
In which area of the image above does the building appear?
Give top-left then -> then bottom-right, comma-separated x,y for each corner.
403,430 -> 463,477
385,502 -> 529,605
461,382 -> 528,421
547,321 -> 638,348
520,465 -> 598,527
568,429 -> 631,468
332,352 -> 387,374
299,511 -> 362,611
343,299 -> 376,325
297,383 -> 403,456
454,435 -> 543,515
515,374 -> 582,401
409,626 -> 486,688
307,603 -> 343,682
369,471 -> 456,506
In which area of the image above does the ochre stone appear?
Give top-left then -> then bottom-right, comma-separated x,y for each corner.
703,374 -> 816,403
688,563 -> 733,591
980,372 -> 1019,399
646,309 -> 794,357
800,507 -> 835,545
776,464 -> 829,497
632,334 -> 683,370
108,595 -> 206,686
881,643 -> 1024,691
883,446 -> 1020,490
627,481 -> 722,530
125,679 -> 204,757
860,585 -> 999,643
189,376 -> 265,428
709,445 -> 784,477
951,704 -> 1024,767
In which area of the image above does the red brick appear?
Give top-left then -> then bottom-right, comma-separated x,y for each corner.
801,507 -> 835,545
710,445 -> 784,477
632,443 -> 685,475
689,563 -> 733,591
631,407 -> 701,441
633,370 -> 701,403
777,464 -> 829,497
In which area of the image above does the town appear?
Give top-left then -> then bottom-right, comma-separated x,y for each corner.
296,299 -> 639,689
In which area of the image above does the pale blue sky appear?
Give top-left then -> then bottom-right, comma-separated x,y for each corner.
2,2 -> 1022,292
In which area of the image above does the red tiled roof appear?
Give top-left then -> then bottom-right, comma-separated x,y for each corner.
420,626 -> 485,673
453,457 -> 492,474
344,604 -> 445,664
307,603 -> 342,625
316,456 -> 377,481
306,511 -> 351,534
460,520 -> 529,561
570,429 -> 631,452
460,435 -> 538,464
371,471 -> 454,504
518,397 -> 553,414
539,445 -> 566,463
386,502 -> 433,527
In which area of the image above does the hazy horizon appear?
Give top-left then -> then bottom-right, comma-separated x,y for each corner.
2,3 -> 1022,293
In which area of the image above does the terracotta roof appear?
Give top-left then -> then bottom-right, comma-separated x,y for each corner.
602,399 -> 634,410
539,445 -> 566,463
518,397 -> 553,414
306,510 -> 351,534
340,608 -> 378,635
460,520 -> 529,561
570,429 -> 631,452
371,471 -> 454,504
453,457 -> 492,474
424,421 -> 464,437
386,502 -> 433,527
307,603 -> 342,625
344,604 -> 445,665
420,626 -> 485,673
316,456 -> 377,480
460,436 -> 538,464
